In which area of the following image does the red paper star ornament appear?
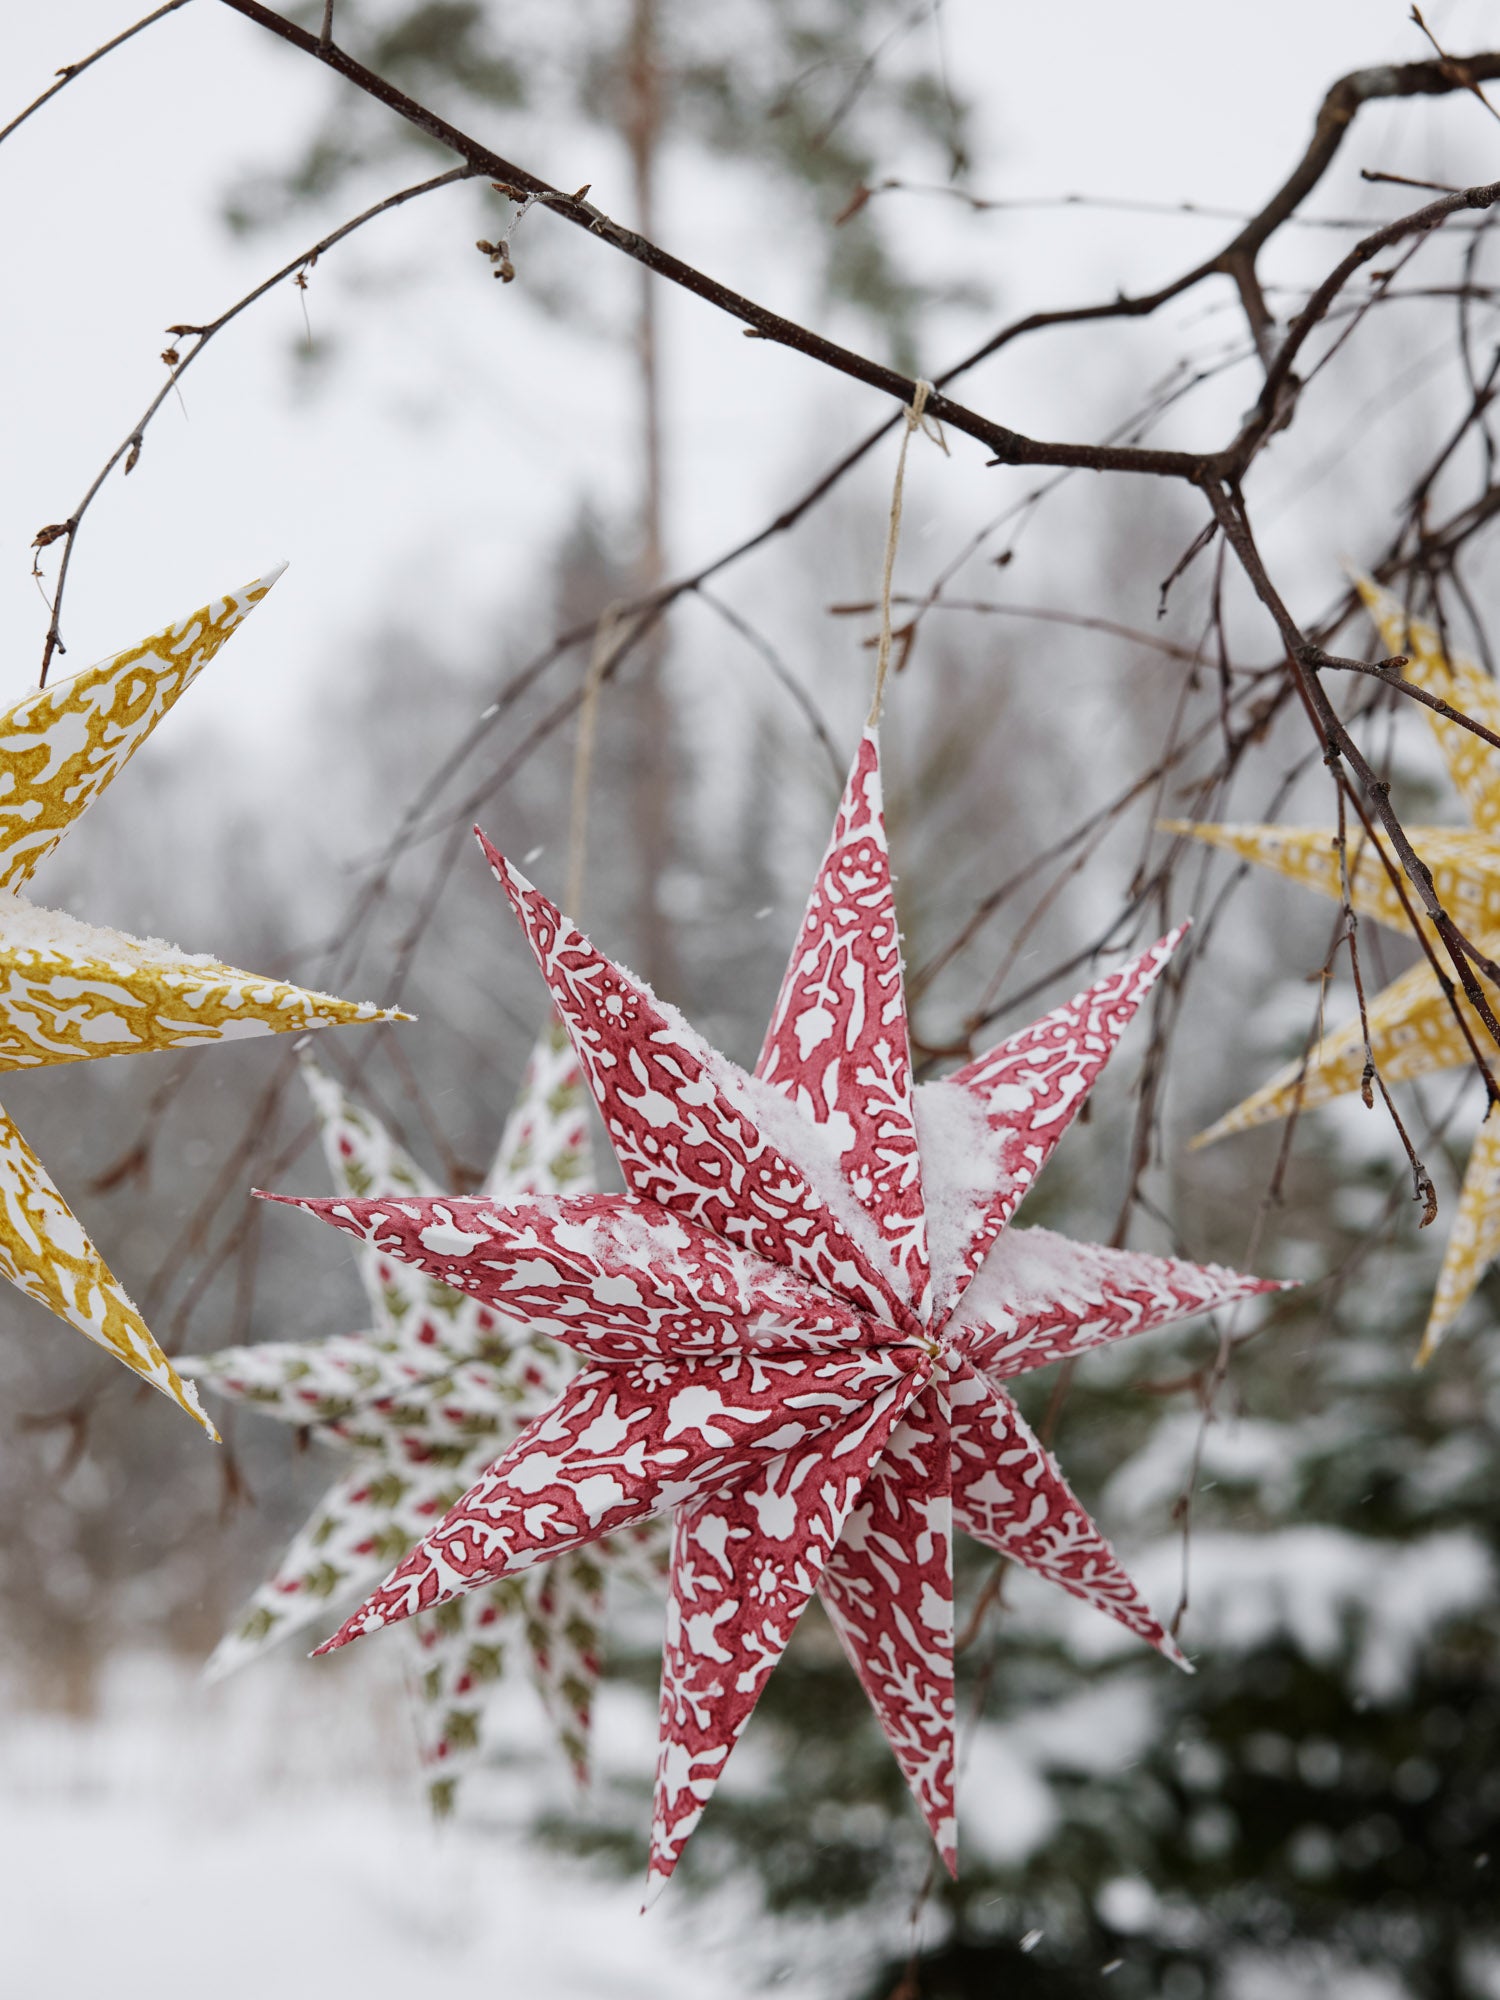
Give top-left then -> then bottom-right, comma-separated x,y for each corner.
268,724 -> 1279,1896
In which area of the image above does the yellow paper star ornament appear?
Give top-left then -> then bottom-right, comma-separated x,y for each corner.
1168,576 -> 1500,1360
0,571 -> 404,1430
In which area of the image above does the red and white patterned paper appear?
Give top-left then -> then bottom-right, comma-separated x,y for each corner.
758,728 -> 929,1312
817,1374 -> 955,1862
927,931 -> 1185,1329
481,832 -> 914,1336
274,724 -> 1279,1895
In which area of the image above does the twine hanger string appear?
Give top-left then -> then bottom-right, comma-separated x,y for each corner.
867,377 -> 948,728
567,380 -> 946,911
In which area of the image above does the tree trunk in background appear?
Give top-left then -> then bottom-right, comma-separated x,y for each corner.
622,0 -> 680,997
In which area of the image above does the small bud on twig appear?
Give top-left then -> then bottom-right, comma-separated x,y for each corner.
1417,1172 -> 1439,1229
476,238 -> 515,282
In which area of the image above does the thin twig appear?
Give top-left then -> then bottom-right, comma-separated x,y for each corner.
1204,481 -> 1500,1069
1333,771 -> 1437,1219
32,165 -> 476,682
1410,6 -> 1500,128
1312,646 -> 1500,752
0,1 -> 195,152
695,590 -> 844,785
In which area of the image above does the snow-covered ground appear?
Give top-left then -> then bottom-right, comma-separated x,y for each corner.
0,1651 -> 799,1999
3,1520 -> 1492,1994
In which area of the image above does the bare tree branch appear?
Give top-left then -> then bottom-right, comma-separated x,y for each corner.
212,0 -> 1216,482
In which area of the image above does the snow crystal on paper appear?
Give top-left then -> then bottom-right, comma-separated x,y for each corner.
913,1080 -> 1011,1296
732,1063 -> 895,1281
0,893 -> 223,974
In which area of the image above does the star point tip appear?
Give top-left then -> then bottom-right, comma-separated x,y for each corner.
316,1603 -> 392,1655
1159,915 -> 1192,952
178,1375 -> 221,1442
251,1188 -> 306,1210
254,560 -> 289,590
473,825 -> 513,876
200,1647 -> 236,1688
640,1870 -> 671,1912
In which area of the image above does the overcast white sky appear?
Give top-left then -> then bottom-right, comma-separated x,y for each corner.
2,1 -> 1497,760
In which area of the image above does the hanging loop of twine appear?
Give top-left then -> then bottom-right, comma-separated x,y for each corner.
867,377 -> 947,728
564,604 -> 628,916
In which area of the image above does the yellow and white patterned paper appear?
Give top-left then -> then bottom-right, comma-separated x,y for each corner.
1173,576 -> 1500,1358
1159,821 -> 1500,940
0,1102 -> 213,1431
0,897 -> 386,1069
0,573 -> 401,1430
0,573 -> 279,892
